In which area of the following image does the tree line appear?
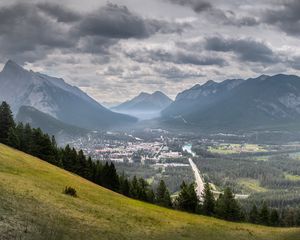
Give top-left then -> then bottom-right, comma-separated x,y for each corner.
0,101 -> 299,227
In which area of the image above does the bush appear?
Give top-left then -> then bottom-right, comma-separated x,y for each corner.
63,186 -> 77,197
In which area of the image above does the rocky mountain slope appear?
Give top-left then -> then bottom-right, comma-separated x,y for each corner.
0,60 -> 136,130
161,74 -> 300,131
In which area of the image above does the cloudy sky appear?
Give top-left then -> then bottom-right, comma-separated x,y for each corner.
1,0 -> 300,104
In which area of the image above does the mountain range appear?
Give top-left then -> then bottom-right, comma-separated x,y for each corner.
3,60 -> 300,133
0,60 -> 137,131
161,74 -> 300,131
112,91 -> 173,120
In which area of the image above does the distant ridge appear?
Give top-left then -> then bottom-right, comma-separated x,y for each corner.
161,74 -> 300,131
112,91 -> 172,120
16,106 -> 87,142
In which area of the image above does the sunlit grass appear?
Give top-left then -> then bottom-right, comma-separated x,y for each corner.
239,178 -> 268,193
284,173 -> 300,181
208,144 -> 266,155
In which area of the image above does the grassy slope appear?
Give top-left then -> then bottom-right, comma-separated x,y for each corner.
0,144 -> 300,240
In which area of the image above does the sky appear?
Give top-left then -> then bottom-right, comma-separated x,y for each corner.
1,0 -> 300,104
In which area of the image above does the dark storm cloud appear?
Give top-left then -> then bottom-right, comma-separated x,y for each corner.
166,0 -> 258,27
168,0 -> 213,12
37,3 -> 81,23
0,2 -> 188,64
205,36 -> 278,64
0,3 -> 75,63
263,0 -> 300,36
78,36 -> 118,54
74,4 -> 150,39
125,48 -> 226,66
74,3 -> 190,39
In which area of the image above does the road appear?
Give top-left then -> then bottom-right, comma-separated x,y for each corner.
188,158 -> 205,200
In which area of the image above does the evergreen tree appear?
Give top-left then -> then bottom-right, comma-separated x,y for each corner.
270,209 -> 279,226
156,180 -> 172,207
137,178 -> 148,201
147,189 -> 156,203
176,181 -> 199,213
259,202 -> 270,225
282,209 -> 295,227
119,173 -> 130,197
15,123 -> 25,151
0,101 -> 15,144
215,188 -> 242,221
108,162 -> 119,191
130,176 -> 140,199
77,150 -> 87,176
249,204 -> 259,224
7,127 -> 20,148
201,182 -> 215,216
23,123 -> 33,153
295,209 -> 300,226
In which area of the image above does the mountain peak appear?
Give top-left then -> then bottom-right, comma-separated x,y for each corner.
2,60 -> 26,74
113,90 -> 172,114
203,80 -> 216,87
138,92 -> 150,97
152,91 -> 164,96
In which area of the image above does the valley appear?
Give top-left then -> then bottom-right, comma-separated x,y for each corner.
2,0 -> 300,239
65,128 -> 300,215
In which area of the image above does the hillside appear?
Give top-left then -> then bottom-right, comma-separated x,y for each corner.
0,144 -> 299,240
16,106 -> 88,143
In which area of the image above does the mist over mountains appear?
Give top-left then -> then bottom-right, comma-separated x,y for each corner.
0,60 -> 137,131
112,91 -> 173,120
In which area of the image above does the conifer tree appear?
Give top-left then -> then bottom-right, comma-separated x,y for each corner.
215,188 -> 242,221
130,176 -> 140,199
147,189 -> 156,203
119,173 -> 130,197
249,204 -> 259,224
0,101 -> 15,144
109,162 -> 119,191
176,181 -> 199,213
138,178 -> 149,201
7,127 -> 20,148
270,209 -> 279,226
156,180 -> 172,207
202,182 -> 215,216
259,202 -> 270,225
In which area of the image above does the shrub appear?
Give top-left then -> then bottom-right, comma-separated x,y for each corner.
63,186 -> 77,197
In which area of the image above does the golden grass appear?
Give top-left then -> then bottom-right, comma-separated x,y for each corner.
0,144 -> 299,240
